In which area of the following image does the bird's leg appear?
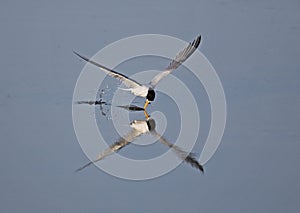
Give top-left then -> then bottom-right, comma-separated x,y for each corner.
143,110 -> 150,119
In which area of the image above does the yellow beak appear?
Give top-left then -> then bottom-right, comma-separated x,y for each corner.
143,110 -> 150,119
143,99 -> 150,110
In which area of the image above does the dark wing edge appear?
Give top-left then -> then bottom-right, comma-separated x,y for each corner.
75,129 -> 143,172
152,131 -> 204,173
73,51 -> 142,88
149,35 -> 201,87
165,35 -> 201,71
75,138 -> 130,172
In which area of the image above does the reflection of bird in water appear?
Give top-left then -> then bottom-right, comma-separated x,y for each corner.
76,116 -> 204,173
73,35 -> 201,112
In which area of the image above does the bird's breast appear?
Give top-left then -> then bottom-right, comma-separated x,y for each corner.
130,120 -> 149,134
131,86 -> 149,98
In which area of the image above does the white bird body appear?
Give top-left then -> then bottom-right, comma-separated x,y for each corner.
130,85 -> 149,98
130,119 -> 150,134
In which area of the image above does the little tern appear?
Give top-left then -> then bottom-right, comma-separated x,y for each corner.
73,35 -> 201,111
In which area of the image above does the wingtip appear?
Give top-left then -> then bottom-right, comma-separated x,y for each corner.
195,161 -> 204,174
73,50 -> 82,58
74,167 -> 84,173
74,161 -> 94,172
199,164 -> 204,174
72,51 -> 90,63
195,35 -> 201,48
74,169 -> 81,173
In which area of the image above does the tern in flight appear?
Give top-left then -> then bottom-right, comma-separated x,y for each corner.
73,35 -> 201,112
76,117 -> 204,173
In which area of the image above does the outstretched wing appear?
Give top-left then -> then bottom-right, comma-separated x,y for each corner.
149,35 -> 201,88
75,128 -> 143,172
74,51 -> 142,89
152,131 -> 204,173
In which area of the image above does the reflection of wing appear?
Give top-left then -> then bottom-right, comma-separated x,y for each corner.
117,104 -> 145,111
149,35 -> 201,88
75,100 -> 107,105
75,129 -> 143,172
152,131 -> 204,173
73,51 -> 142,89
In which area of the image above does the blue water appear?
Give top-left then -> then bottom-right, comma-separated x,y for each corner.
0,0 -> 299,212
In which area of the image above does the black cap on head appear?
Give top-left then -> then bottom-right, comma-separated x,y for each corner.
146,88 -> 155,101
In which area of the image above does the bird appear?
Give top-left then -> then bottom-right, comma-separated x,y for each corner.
73,35 -> 201,111
75,117 -> 204,173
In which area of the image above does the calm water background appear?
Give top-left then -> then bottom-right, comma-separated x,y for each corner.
1,0 -> 299,212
